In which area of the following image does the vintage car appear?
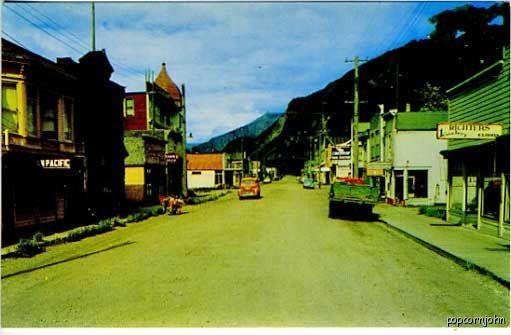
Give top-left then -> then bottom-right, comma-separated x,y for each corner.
302,177 -> 316,189
238,177 -> 261,199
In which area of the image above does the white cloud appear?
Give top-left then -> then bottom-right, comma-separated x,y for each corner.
2,1 -> 483,142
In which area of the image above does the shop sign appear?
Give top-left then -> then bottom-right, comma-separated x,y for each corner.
367,167 -> 384,176
330,144 -> 350,161
39,158 -> 71,169
165,152 -> 179,164
437,122 -> 503,140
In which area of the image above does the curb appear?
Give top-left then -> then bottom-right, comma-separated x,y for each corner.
377,218 -> 510,289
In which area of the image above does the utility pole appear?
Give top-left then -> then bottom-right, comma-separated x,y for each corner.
91,2 -> 96,51
181,83 -> 188,197
345,56 -> 367,178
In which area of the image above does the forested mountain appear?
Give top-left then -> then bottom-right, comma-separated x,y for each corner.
192,112 -> 281,153
249,3 -> 510,173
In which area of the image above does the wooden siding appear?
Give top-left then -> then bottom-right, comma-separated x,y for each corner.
448,51 -> 510,151
124,93 -> 148,131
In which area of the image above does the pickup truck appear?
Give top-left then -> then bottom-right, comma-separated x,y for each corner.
328,178 -> 379,217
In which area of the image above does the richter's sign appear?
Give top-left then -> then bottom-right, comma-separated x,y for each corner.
437,122 -> 503,140
39,159 -> 71,169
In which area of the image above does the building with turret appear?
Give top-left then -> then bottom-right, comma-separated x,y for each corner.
124,63 -> 187,203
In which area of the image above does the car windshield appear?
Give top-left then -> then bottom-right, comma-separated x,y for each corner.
242,179 -> 256,185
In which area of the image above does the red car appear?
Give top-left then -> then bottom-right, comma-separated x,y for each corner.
238,177 -> 261,199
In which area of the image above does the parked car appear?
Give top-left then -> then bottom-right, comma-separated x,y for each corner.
302,177 -> 316,189
263,176 -> 272,184
238,177 -> 261,199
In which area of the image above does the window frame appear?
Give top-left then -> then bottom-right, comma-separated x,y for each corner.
2,81 -> 19,133
40,90 -> 58,140
125,97 -> 135,117
62,96 -> 74,142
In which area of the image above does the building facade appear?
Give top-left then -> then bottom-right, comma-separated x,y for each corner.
187,153 -> 226,189
124,63 -> 187,197
1,39 -> 86,240
364,110 -> 448,206
73,50 -> 127,218
124,131 -> 166,203
441,49 -> 510,238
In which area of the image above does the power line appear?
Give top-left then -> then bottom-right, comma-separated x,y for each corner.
2,30 -> 28,49
5,4 -> 145,79
22,2 -> 90,51
4,5 -> 84,55
17,3 -> 145,77
5,6 -> 147,78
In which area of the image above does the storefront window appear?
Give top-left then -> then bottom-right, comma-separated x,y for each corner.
63,97 -> 73,141
408,170 -> 428,198
2,82 -> 18,133
466,176 -> 478,214
450,176 -> 464,210
27,85 -> 37,137
41,92 -> 58,139
483,177 -> 501,219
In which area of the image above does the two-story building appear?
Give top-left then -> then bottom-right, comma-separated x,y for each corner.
364,108 -> 448,206
2,39 -> 86,240
124,63 -> 187,201
441,48 -> 510,239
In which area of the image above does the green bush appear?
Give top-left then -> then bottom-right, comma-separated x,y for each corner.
33,232 -> 45,243
16,238 -> 45,257
66,222 -> 114,242
418,206 -> 446,220
112,217 -> 127,227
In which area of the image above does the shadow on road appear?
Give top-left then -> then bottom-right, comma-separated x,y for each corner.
2,241 -> 135,280
330,211 -> 380,222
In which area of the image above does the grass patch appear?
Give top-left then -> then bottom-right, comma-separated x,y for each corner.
7,207 -> 166,259
418,206 -> 446,220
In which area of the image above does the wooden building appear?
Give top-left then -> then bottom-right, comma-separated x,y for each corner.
1,39 -> 86,240
124,131 -> 166,203
123,63 -> 187,197
187,153 -> 226,189
441,48 -> 510,238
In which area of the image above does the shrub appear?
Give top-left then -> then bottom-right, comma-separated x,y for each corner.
112,217 -> 127,227
418,206 -> 446,220
16,238 -> 45,257
33,232 -> 45,243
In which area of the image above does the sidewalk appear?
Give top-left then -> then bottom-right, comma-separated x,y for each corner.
374,204 -> 510,286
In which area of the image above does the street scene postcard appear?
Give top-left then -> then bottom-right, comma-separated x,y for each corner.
0,0 -> 510,331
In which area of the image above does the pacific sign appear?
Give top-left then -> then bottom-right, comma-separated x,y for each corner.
437,122 -> 503,140
39,158 -> 71,169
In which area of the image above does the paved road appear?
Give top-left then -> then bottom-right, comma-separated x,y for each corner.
2,177 -> 509,327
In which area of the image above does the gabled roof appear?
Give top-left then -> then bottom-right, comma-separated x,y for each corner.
155,62 -> 181,101
187,153 -> 224,170
395,112 -> 447,131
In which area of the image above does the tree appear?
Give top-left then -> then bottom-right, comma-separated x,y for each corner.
415,83 -> 448,112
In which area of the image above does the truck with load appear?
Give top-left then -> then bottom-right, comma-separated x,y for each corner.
328,177 -> 379,217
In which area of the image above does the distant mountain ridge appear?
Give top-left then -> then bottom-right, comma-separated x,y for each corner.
249,3 -> 509,173
192,112 -> 281,153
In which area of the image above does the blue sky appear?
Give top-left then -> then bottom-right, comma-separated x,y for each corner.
2,1 -> 494,143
